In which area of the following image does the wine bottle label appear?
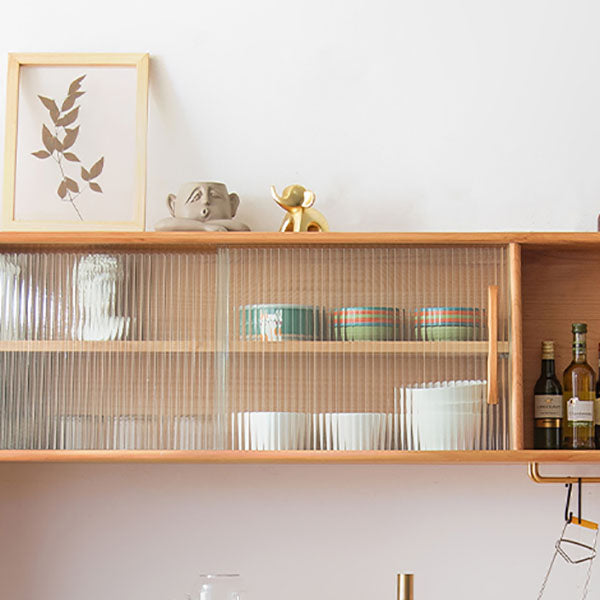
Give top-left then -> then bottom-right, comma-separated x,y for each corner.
534,395 -> 563,419
573,332 -> 587,356
566,397 -> 594,422
595,397 -> 600,425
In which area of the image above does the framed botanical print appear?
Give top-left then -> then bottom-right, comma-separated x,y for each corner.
2,53 -> 149,230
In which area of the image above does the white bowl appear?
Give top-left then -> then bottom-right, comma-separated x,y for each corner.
234,411 -> 309,450
315,412 -> 390,450
396,381 -> 486,451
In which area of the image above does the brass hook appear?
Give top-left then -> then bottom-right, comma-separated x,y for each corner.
528,463 -> 599,531
528,462 -> 600,484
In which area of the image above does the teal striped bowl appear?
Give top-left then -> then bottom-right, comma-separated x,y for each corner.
240,304 -> 321,341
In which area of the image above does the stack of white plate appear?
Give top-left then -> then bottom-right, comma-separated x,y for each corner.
394,380 -> 487,451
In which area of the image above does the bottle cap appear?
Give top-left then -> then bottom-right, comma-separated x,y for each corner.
572,323 -> 587,333
541,340 -> 554,358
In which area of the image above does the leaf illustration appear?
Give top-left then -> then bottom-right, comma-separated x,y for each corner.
62,126 -> 79,150
56,106 -> 79,127
68,75 -> 86,95
53,136 -> 63,152
32,150 -> 50,159
89,182 -> 102,193
57,180 -> 67,199
63,152 -> 79,162
90,157 -> 104,179
42,125 -> 55,153
38,95 -> 58,113
81,167 -> 91,181
38,96 -> 60,124
50,106 -> 60,124
65,177 -> 79,193
61,91 -> 85,112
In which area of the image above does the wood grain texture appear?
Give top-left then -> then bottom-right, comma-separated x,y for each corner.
522,247 -> 600,449
0,449 -> 600,463
509,243 -> 524,449
9,53 -> 148,66
134,53 -> 149,231
1,231 -> 600,249
2,54 -> 21,229
0,340 -> 509,354
0,341 -> 202,353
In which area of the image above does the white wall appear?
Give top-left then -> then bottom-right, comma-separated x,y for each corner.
2,1 -> 600,598
2,463 -> 599,600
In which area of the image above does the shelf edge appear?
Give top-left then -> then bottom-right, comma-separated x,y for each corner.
1,450 -> 599,464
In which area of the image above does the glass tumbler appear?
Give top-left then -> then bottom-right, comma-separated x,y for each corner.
189,574 -> 244,600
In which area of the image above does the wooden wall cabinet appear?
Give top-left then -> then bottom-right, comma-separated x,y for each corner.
0,231 -> 598,464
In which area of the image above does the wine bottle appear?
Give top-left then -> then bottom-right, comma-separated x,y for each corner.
563,323 -> 596,449
534,341 -> 562,449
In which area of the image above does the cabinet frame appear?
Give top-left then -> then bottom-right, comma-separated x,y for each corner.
0,230 -> 598,463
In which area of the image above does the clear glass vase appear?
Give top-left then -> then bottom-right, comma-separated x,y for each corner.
189,574 -> 244,600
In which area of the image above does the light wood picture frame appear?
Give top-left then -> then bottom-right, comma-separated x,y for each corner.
2,53 -> 149,231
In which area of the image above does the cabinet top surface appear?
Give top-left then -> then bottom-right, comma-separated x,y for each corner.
0,231 -> 599,248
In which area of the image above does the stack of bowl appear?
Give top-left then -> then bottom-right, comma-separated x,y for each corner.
392,380 -> 490,450
406,380 -> 487,450
331,306 -> 402,341
239,304 -> 320,341
314,412 -> 391,450
414,307 -> 484,341
233,411 -> 310,450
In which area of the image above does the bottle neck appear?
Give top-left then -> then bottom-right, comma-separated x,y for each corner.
573,332 -> 587,363
541,358 -> 556,376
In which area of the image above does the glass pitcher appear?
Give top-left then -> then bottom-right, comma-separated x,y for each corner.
189,574 -> 244,600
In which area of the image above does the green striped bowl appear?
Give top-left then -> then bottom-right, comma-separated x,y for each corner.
332,307 -> 402,341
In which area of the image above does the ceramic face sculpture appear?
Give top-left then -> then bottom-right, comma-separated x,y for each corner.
154,182 -> 250,231
271,184 -> 329,232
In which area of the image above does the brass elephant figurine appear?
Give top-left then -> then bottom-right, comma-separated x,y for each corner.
271,184 -> 329,232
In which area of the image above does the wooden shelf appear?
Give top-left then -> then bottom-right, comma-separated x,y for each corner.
231,341 -> 509,355
0,340 -> 203,353
0,340 -> 509,355
2,230 -> 600,249
0,449 -> 598,464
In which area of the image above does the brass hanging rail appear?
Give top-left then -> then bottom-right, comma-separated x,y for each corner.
528,462 -> 600,484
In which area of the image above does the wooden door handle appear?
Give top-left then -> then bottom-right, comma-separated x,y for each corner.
487,285 -> 499,405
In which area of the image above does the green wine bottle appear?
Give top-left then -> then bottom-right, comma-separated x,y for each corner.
534,341 -> 562,449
